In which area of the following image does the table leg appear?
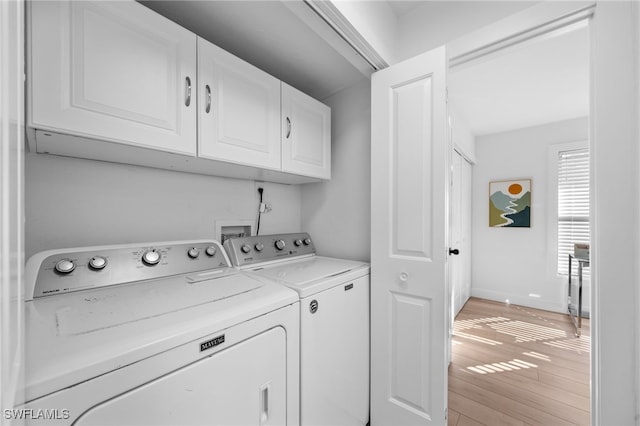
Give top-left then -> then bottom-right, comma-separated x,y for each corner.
577,261 -> 583,337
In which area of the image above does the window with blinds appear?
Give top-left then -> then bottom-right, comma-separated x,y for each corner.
557,148 -> 590,276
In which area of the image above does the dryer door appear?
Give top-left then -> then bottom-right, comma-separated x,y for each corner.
75,327 -> 286,425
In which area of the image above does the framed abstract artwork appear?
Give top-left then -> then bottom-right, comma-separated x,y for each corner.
489,179 -> 531,227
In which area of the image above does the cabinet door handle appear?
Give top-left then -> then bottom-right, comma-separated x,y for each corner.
286,117 -> 292,139
259,383 -> 270,425
185,76 -> 192,107
205,84 -> 211,114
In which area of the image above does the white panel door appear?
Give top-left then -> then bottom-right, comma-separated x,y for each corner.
281,83 -> 331,180
370,46 -> 449,426
76,328 -> 287,425
198,38 -> 281,170
450,151 -> 463,317
28,0 -> 197,155
448,150 -> 462,365
461,157 -> 472,306
450,150 -> 472,319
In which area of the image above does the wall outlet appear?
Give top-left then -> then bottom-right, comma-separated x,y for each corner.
215,220 -> 254,243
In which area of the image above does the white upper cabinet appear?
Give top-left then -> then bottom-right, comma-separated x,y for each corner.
28,0 -> 197,155
281,83 -> 331,180
197,38 -> 281,170
27,0 -> 331,183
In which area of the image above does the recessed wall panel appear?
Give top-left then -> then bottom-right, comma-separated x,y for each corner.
391,76 -> 433,259
389,292 -> 432,419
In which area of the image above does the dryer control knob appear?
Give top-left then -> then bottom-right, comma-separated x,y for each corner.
188,247 -> 200,259
303,238 -> 312,246
274,239 -> 286,251
255,243 -> 264,252
294,239 -> 303,247
88,256 -> 107,270
241,244 -> 252,254
142,249 -> 161,266
55,259 -> 76,274
205,246 -> 217,257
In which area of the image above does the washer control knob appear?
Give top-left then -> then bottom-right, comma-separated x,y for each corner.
188,247 -> 200,259
303,238 -> 312,246
142,249 -> 161,266
241,244 -> 252,254
88,256 -> 107,270
205,246 -> 217,257
255,243 -> 264,252
294,239 -> 303,247
55,259 -> 76,274
274,239 -> 286,251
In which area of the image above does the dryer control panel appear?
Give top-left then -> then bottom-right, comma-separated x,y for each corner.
224,233 -> 316,267
26,240 -> 231,299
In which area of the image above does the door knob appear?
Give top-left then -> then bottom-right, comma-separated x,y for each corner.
449,248 -> 460,255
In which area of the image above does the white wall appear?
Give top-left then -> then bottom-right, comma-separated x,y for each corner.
25,154 -> 301,259
472,117 -> 588,313
330,1 -> 398,66
450,103 -> 476,163
636,2 -> 640,421
301,78 -> 370,262
395,1 -> 539,63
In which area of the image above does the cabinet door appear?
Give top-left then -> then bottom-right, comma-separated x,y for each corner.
28,0 -> 197,155
281,83 -> 331,180
198,38 -> 281,170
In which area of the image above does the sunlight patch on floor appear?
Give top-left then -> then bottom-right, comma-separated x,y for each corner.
453,331 -> 502,346
465,358 -> 538,375
488,320 -> 567,342
544,335 -> 591,353
454,317 -> 510,332
523,351 -> 552,362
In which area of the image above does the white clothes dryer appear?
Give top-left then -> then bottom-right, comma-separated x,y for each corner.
17,240 -> 299,426
224,233 -> 370,426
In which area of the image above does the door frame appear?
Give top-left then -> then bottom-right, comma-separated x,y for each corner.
0,0 -> 26,418
447,0 -> 598,419
443,2 -> 638,424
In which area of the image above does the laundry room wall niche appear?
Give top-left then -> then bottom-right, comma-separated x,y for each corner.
25,153 -> 301,258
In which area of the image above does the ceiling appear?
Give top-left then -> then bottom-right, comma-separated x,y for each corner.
449,23 -> 589,136
141,1 -> 589,137
387,1 -> 427,17
140,0 -> 368,101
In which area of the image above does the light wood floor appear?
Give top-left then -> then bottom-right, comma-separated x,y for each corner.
448,297 -> 590,426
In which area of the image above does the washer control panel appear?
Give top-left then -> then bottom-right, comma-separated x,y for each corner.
29,241 -> 229,299
224,233 -> 316,267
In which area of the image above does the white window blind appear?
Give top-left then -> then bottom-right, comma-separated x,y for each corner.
557,148 -> 590,277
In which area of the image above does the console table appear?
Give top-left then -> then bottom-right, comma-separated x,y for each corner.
568,253 -> 589,337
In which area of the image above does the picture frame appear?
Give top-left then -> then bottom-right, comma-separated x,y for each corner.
489,179 -> 531,227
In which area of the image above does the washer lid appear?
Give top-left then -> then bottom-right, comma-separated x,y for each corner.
250,256 -> 369,297
54,270 -> 260,335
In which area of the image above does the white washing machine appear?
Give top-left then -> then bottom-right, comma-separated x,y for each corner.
17,240 -> 299,426
224,233 -> 370,426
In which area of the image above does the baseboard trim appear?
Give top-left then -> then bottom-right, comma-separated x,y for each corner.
470,289 -> 590,316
